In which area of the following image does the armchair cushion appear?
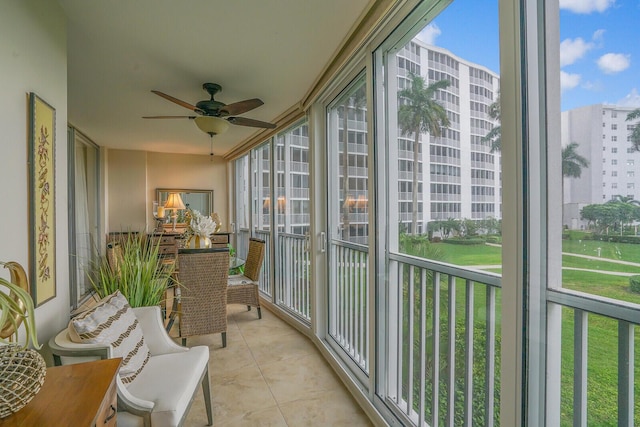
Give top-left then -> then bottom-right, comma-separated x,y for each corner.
119,345 -> 210,427
69,291 -> 150,385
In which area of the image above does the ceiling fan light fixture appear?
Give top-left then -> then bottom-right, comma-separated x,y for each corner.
194,116 -> 229,136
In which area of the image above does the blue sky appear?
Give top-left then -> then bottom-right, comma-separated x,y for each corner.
417,0 -> 640,111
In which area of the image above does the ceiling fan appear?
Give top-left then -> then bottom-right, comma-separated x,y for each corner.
143,83 -> 276,136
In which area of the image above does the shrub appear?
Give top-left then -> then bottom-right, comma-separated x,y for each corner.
442,237 -> 486,245
592,234 -> 640,244
630,276 -> 640,294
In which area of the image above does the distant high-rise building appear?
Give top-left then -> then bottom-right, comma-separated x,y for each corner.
562,104 -> 640,229
395,41 -> 501,233
258,41 -> 503,240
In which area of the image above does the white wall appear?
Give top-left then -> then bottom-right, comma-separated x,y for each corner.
107,150 -> 229,232
0,1 -> 69,350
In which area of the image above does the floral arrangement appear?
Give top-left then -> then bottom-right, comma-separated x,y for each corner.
187,210 -> 217,237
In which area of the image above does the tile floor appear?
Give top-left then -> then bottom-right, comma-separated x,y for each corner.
180,304 -> 373,426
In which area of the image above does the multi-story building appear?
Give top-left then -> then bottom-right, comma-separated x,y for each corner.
257,41 -> 502,240
562,104 -> 640,229
388,41 -> 501,234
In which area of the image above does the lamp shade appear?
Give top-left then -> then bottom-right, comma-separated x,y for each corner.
194,116 -> 230,135
164,193 -> 186,210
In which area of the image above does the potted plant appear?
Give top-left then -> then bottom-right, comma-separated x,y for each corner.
89,233 -> 175,308
0,261 -> 46,419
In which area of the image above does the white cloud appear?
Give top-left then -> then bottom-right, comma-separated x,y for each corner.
561,71 -> 581,91
559,0 -> 615,14
416,24 -> 441,45
592,29 -> 605,43
597,53 -> 631,74
616,88 -> 640,107
560,38 -> 594,66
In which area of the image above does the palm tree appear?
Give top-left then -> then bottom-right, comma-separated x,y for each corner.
609,195 -> 640,235
561,142 -> 589,228
561,142 -> 589,178
398,74 -> 450,234
482,93 -> 501,153
626,108 -> 640,151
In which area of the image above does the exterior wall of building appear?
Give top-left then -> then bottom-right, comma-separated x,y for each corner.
562,104 -> 640,228
404,41 -> 501,229
263,42 -> 502,239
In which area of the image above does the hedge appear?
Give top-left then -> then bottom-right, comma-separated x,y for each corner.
592,234 -> 640,244
630,275 -> 640,294
442,238 -> 486,245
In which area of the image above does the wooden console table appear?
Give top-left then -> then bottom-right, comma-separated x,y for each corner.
0,358 -> 121,426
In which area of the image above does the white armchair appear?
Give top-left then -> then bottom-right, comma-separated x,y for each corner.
49,306 -> 212,427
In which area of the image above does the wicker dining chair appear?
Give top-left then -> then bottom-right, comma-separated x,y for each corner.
227,238 -> 265,319
177,247 -> 230,347
106,241 -> 123,276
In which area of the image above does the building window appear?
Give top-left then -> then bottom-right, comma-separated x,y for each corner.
611,136 -> 617,142
611,171 -> 617,177
611,159 -> 617,165
627,171 -> 634,177
628,159 -> 635,166
612,183 -> 618,189
611,124 -> 617,130
611,147 -> 617,153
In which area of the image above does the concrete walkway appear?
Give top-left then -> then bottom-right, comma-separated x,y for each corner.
474,243 -> 640,275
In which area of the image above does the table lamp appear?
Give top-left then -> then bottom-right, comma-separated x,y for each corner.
164,192 -> 186,231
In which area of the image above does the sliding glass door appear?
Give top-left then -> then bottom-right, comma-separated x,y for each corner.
68,127 -> 100,309
326,74 -> 371,380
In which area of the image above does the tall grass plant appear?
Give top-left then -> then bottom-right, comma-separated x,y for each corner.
89,233 -> 174,307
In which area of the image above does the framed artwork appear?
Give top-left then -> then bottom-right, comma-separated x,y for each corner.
29,93 -> 56,306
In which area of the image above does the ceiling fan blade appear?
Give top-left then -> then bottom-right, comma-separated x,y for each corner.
142,115 -> 197,119
151,90 -> 204,114
227,116 -> 276,129
219,98 -> 264,116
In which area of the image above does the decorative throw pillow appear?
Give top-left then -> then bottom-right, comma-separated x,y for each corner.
69,291 -> 150,385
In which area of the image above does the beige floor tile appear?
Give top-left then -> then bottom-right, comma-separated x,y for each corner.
177,305 -> 373,427
208,340 -> 256,380
211,363 -> 278,421
210,405 -> 288,427
260,353 -> 344,404
245,328 -> 316,365
279,389 -> 373,427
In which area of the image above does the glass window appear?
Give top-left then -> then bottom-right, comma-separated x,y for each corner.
557,2 -> 640,424
68,128 -> 100,309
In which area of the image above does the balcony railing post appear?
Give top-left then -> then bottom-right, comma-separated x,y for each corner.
464,280 -> 475,427
617,321 -> 634,426
574,309 -> 588,427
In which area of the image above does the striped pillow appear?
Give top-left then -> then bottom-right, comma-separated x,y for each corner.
69,291 -> 150,385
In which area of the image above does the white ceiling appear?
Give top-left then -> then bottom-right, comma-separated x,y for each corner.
58,0 -> 371,156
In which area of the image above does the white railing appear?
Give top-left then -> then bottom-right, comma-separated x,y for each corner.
255,229 -> 272,297
547,290 -> 640,426
329,241 -> 370,373
275,233 -> 311,322
387,253 -> 501,427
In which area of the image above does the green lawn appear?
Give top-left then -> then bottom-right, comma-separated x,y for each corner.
562,255 -> 640,274
562,239 -> 640,263
403,239 -> 640,425
431,242 -> 502,265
